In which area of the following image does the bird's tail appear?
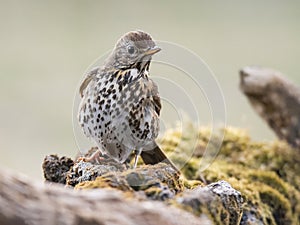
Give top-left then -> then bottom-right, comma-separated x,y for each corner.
140,144 -> 180,174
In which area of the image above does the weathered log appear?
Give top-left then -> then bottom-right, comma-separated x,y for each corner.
0,167 -> 207,225
240,66 -> 300,148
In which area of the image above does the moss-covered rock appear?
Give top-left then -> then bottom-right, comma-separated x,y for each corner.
43,124 -> 300,225
75,163 -> 183,201
159,125 -> 300,225
176,180 -> 243,225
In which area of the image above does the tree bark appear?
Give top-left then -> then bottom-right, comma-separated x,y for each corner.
240,66 -> 300,149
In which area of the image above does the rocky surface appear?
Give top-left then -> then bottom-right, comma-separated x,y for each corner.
41,123 -> 300,225
66,159 -> 126,187
42,154 -> 74,184
42,147 -> 244,225
177,180 -> 243,225
74,163 -> 183,201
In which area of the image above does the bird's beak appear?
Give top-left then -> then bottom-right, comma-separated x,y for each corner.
144,46 -> 161,56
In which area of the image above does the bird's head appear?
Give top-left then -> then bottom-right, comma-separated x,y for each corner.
106,31 -> 161,71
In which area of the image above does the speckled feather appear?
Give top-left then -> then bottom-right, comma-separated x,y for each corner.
79,66 -> 161,162
78,31 -> 162,163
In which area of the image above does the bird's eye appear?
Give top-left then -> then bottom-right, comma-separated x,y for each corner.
127,46 -> 135,54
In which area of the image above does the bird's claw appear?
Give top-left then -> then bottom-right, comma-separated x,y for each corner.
76,150 -> 103,164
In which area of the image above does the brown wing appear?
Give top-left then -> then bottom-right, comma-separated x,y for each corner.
79,67 -> 100,97
150,79 -> 162,116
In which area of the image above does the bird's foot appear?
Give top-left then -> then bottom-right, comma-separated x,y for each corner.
77,149 -> 106,164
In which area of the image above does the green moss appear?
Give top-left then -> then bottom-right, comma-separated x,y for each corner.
173,190 -> 225,225
76,163 -> 184,197
259,184 -> 292,224
181,157 -> 201,180
248,171 -> 289,198
158,125 -> 300,225
75,173 -> 132,191
182,178 -> 203,189
73,124 -> 300,224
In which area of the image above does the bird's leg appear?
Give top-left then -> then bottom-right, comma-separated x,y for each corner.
77,149 -> 105,164
133,148 -> 142,168
84,149 -> 102,163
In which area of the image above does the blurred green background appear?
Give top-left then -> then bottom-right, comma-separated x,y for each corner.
0,0 -> 299,179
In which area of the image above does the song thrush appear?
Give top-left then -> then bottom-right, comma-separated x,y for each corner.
78,30 -> 178,171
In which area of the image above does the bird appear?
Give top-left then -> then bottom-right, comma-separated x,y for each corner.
78,30 -> 178,172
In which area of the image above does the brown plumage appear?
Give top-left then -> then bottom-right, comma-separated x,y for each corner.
78,30 -> 179,173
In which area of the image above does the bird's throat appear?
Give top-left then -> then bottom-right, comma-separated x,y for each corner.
135,60 -> 151,73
